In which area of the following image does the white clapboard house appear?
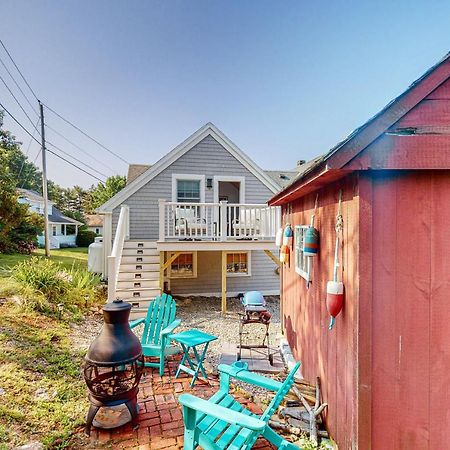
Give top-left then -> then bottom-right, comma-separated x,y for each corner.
18,188 -> 82,249
98,123 -> 299,317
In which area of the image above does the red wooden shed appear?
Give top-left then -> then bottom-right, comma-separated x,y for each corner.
269,53 -> 450,449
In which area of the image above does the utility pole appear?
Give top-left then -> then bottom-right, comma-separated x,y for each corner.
39,100 -> 50,257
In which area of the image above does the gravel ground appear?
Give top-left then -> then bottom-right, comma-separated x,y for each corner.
175,295 -> 281,368
174,295 -> 285,397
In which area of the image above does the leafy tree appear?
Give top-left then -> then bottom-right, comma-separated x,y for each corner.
84,175 -> 126,213
0,113 -> 44,252
0,112 -> 42,192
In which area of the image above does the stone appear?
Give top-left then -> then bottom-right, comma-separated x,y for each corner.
15,442 -> 43,450
34,388 -> 49,401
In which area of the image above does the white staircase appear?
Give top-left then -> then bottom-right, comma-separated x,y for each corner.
115,240 -> 160,319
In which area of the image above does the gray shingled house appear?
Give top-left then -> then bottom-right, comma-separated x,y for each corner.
98,123 -> 298,316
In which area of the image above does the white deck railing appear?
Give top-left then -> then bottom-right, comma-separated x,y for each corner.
158,200 -> 280,242
107,205 -> 129,301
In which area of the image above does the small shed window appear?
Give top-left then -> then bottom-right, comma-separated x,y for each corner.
226,252 -> 251,277
169,252 -> 197,278
295,226 -> 311,281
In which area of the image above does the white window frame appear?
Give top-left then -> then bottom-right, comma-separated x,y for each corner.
213,176 -> 246,204
295,225 -> 311,281
226,251 -> 251,277
171,174 -> 205,203
168,251 -> 198,279
52,225 -> 57,236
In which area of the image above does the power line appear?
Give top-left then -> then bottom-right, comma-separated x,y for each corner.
0,72 -> 41,134
0,38 -> 39,101
0,100 -> 105,183
45,123 -> 118,174
18,117 -> 40,186
46,140 -> 109,179
0,54 -> 38,115
46,148 -> 105,183
44,103 -> 130,165
33,148 -> 41,164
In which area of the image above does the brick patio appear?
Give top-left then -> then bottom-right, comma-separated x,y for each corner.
89,354 -> 274,450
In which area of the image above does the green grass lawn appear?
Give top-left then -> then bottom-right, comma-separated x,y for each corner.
0,248 -> 88,279
0,247 -> 101,448
0,303 -> 90,449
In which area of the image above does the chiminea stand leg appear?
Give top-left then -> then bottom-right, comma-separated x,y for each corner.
125,397 -> 140,430
85,404 -> 100,436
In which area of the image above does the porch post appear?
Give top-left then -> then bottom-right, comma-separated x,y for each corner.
221,250 -> 227,314
159,199 -> 165,242
220,201 -> 227,241
159,251 -> 165,294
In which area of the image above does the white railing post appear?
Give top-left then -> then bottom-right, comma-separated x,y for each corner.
107,205 -> 130,303
159,199 -> 166,242
107,255 -> 116,302
124,204 -> 130,240
220,201 -> 227,241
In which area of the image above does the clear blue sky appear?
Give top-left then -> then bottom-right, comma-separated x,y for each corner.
1,0 -> 449,188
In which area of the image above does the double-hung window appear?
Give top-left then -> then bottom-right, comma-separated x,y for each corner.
169,252 -> 197,278
177,180 -> 201,203
226,252 -> 251,276
295,225 -> 311,281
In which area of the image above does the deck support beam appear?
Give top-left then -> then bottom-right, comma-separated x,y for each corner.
160,251 -> 181,294
221,250 -> 227,314
264,249 -> 282,267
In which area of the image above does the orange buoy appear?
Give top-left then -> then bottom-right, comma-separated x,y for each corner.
280,244 -> 290,264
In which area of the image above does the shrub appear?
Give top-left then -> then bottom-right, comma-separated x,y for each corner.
76,229 -> 96,247
11,257 -> 103,314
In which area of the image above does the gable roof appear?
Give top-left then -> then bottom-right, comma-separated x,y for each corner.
270,52 -> 450,205
98,123 -> 282,212
264,170 -> 300,188
17,188 -> 54,205
48,210 -> 83,225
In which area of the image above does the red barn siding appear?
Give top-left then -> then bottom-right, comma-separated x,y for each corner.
277,65 -> 450,449
281,174 -> 359,448
371,170 -> 450,449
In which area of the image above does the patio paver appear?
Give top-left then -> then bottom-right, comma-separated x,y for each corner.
88,354 -> 275,449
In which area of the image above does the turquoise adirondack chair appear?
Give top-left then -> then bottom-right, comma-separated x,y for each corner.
129,293 -> 181,376
178,361 -> 302,450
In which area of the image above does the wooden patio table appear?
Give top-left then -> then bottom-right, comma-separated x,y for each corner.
170,329 -> 218,387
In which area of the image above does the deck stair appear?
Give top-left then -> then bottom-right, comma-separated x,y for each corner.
116,240 -> 160,319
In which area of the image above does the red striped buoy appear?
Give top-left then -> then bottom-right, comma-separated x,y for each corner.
326,281 -> 344,329
303,227 -> 319,256
282,224 -> 293,247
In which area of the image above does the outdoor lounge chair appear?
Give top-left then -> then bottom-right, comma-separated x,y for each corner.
174,207 -> 208,237
129,293 -> 180,376
232,209 -> 261,237
178,361 -> 302,450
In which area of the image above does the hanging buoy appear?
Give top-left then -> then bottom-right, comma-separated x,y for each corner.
326,280 -> 344,329
282,223 -> 293,247
275,228 -> 283,247
303,226 -> 319,256
326,190 -> 344,330
280,245 -> 290,264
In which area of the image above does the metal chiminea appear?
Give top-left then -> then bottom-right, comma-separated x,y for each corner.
83,299 -> 144,435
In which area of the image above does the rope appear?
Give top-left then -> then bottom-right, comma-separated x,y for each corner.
333,190 -> 344,281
